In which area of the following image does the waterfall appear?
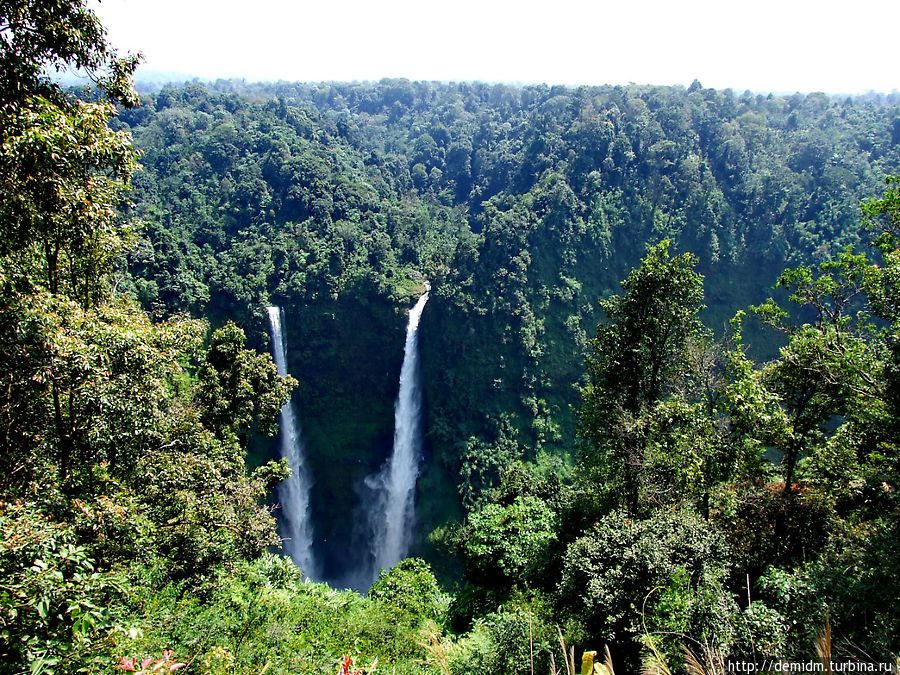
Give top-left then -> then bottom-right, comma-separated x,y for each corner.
267,306 -> 317,579
366,284 -> 430,583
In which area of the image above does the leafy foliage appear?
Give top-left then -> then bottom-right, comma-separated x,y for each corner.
556,509 -> 732,671
194,321 -> 295,444
578,241 -> 708,513
0,2 -> 295,672
368,558 -> 444,622
4,2 -> 900,668
461,495 -> 557,589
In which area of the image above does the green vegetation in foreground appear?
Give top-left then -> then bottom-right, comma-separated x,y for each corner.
1,1 -> 899,673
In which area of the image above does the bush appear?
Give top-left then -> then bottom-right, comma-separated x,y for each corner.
110,555 -> 435,674
462,495 -> 557,589
0,500 -> 122,674
368,558 -> 444,623
556,508 -> 730,670
446,603 -> 555,675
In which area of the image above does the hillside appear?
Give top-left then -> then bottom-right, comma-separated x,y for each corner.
116,79 -> 900,580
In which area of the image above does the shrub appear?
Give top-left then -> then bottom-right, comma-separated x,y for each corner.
556,508 -> 730,670
368,558 -> 444,623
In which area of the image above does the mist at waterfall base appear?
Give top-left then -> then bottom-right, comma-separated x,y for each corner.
266,306 -> 318,580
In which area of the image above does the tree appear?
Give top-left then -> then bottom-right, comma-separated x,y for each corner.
746,249 -> 873,490
861,177 -> 900,426
556,509 -> 733,672
714,181 -> 900,656
460,495 -> 557,590
0,0 -> 140,301
368,558 -> 443,622
578,241 -> 707,513
194,321 -> 295,445
0,0 -> 139,106
0,4 -> 294,670
0,0 -> 144,496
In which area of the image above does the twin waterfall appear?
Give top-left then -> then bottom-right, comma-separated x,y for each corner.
266,306 -> 318,579
267,284 -> 429,588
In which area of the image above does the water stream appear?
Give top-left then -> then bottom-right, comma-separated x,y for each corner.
365,284 -> 430,584
267,306 -> 318,579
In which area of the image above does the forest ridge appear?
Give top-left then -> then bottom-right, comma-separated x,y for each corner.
1,1 -> 899,674
115,73 -> 900,586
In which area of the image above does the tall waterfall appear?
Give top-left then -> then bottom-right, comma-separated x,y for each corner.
267,306 -> 317,579
367,284 -> 430,582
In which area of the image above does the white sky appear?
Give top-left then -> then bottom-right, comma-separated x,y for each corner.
89,0 -> 898,95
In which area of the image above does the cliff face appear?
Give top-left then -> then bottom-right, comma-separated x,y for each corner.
279,289 -> 406,583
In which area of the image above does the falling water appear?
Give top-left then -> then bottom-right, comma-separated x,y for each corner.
367,284 -> 430,583
267,306 -> 318,579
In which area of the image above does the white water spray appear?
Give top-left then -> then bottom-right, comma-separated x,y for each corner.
367,284 -> 430,582
267,306 -> 317,579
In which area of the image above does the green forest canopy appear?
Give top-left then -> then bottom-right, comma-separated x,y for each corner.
1,1 -> 899,672
113,77 -> 900,575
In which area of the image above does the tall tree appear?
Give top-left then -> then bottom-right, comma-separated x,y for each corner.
0,3 -> 294,670
0,0 -> 143,492
0,0 -> 140,301
578,240 -> 707,513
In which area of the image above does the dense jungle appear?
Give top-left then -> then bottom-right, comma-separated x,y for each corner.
1,1 -> 899,673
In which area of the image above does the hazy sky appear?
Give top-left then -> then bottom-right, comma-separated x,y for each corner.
89,0 -> 897,94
